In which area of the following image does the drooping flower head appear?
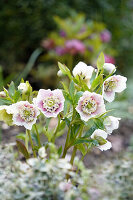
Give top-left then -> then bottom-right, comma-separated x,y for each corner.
76,91 -> 106,122
104,116 -> 121,134
91,129 -> 112,151
103,63 -> 116,74
72,62 -> 94,88
103,75 -> 127,102
34,89 -> 65,118
7,101 -> 40,130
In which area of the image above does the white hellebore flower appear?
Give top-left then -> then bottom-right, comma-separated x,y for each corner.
103,63 -> 116,74
76,91 -> 106,122
91,129 -> 112,151
72,61 -> 94,88
33,89 -> 65,118
104,116 -> 121,134
7,101 -> 40,130
18,83 -> 28,93
103,75 -> 127,102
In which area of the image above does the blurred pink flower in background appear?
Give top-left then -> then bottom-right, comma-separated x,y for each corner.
41,39 -> 55,50
59,30 -> 66,37
100,29 -> 111,43
104,54 -> 115,64
55,46 -> 66,56
65,39 -> 85,55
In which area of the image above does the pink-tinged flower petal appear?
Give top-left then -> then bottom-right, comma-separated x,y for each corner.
98,141 -> 112,151
103,75 -> 127,102
104,116 -> 121,134
8,101 -> 40,130
76,91 -> 106,122
103,90 -> 115,102
34,89 -> 65,118
114,75 -> 127,93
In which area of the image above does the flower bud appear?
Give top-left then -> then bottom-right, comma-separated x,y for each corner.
0,91 -> 6,98
18,83 -> 28,93
57,70 -> 63,77
103,63 -> 116,74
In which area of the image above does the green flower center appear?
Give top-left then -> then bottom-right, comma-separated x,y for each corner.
104,78 -> 117,92
94,136 -> 107,145
43,96 -> 60,113
20,105 -> 35,122
81,97 -> 97,114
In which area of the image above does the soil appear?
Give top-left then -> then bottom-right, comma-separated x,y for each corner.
1,119 -> 133,167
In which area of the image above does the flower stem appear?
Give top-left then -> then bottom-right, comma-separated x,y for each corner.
62,126 -> 71,158
70,125 -> 84,165
52,115 -> 60,143
70,146 -> 77,165
27,129 -> 36,158
62,106 -> 75,158
34,124 -> 41,147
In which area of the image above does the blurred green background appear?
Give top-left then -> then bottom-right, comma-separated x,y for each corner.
0,0 -> 133,118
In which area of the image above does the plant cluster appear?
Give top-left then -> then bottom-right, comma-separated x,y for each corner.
0,53 -> 127,166
0,145 -> 91,200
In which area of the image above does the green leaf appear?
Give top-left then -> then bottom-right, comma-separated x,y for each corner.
0,108 -> 13,125
73,138 -> 98,145
9,81 -> 15,97
69,80 -> 75,99
45,118 -> 51,129
91,74 -> 102,90
64,117 -> 70,127
16,140 -> 30,159
94,118 -> 105,130
57,146 -> 62,156
58,120 -> 66,132
83,125 -> 97,138
0,98 -> 12,105
97,52 -> 105,71
74,91 -> 83,104
77,144 -> 86,155
16,133 -> 26,141
58,62 -> 72,80
14,90 -> 21,102
61,81 -> 69,92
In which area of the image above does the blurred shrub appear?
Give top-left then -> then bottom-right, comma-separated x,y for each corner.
32,13 -> 114,88
0,0 -> 132,70
90,152 -> 133,200
1,144 -> 133,199
41,13 -> 114,68
0,145 -> 91,200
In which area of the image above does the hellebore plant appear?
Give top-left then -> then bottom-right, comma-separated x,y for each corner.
0,53 -> 127,166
